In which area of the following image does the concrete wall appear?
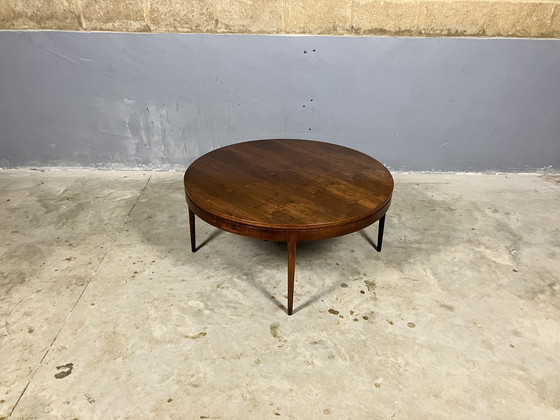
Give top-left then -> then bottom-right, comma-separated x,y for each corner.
1,31 -> 559,171
0,0 -> 559,38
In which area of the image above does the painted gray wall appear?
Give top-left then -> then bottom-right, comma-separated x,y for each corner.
0,31 -> 559,171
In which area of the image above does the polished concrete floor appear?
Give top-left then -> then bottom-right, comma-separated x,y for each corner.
1,169 -> 559,419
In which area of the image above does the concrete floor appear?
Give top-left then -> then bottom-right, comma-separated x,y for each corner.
1,169 -> 559,419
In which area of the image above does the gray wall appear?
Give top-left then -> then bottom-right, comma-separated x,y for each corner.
0,31 -> 559,171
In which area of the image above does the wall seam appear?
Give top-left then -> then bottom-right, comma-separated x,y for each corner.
72,0 -> 84,30
281,0 -> 286,32
482,3 -> 489,35
549,4 -> 557,32
214,0 -> 220,32
415,0 -> 421,32
350,0 -> 355,32
143,0 -> 151,30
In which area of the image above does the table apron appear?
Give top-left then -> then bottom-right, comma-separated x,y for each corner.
185,192 -> 391,242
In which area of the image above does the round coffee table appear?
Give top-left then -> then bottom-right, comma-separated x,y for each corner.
184,139 -> 393,315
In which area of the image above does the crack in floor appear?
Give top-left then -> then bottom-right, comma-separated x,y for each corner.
7,175 -> 152,418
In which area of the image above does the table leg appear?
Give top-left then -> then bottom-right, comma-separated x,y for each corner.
189,208 -> 196,252
377,214 -> 386,252
287,240 -> 297,315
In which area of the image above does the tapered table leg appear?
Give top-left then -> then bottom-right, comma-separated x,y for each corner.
287,240 -> 297,315
377,214 -> 386,252
189,208 -> 196,252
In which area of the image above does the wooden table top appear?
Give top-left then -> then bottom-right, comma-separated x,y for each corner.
184,139 -> 393,242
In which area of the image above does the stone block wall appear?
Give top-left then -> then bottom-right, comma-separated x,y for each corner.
1,0 -> 559,38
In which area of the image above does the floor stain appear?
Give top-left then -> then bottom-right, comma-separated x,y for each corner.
323,408 -> 331,414
518,277 -> 560,309
382,186 -> 480,269
185,332 -> 207,339
270,323 -> 281,339
364,279 -> 377,299
54,363 -> 74,379
541,174 -> 560,185
407,322 -> 416,328
85,394 -> 95,404
340,283 -> 348,288
439,303 -> 455,311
